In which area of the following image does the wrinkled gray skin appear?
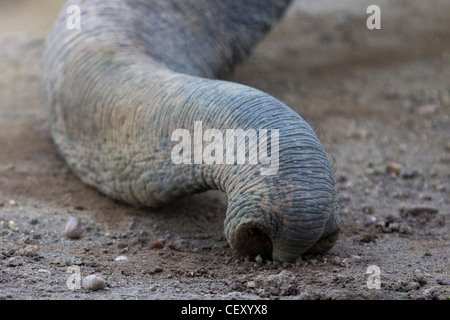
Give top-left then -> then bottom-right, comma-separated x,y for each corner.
42,0 -> 340,262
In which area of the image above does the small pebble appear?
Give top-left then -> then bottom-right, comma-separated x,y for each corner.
401,167 -> 418,179
246,281 -> 255,289
413,269 -> 427,285
338,174 -> 348,184
255,255 -> 263,264
19,245 -> 39,257
62,216 -> 83,239
385,162 -> 402,177
29,218 -> 38,225
399,224 -> 412,235
422,287 -> 441,300
389,222 -> 400,232
114,255 -> 128,262
149,240 -> 164,250
404,281 -> 420,291
341,258 -> 351,267
9,200 -> 17,206
6,257 -> 22,267
82,275 -> 106,291
417,103 -> 438,115
38,269 -> 51,276
1,249 -> 15,258
154,267 -> 163,273
337,174 -> 352,187
361,206 -> 374,214
8,221 -> 17,228
437,279 -> 450,286
332,256 -> 342,266
309,258 -> 318,265
419,193 -> 433,201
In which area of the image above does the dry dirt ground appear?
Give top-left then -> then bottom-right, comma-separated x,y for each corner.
0,0 -> 449,300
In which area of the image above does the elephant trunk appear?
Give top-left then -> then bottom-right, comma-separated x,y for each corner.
42,0 -> 340,262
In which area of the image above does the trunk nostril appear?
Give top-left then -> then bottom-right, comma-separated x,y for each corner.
232,224 -> 273,259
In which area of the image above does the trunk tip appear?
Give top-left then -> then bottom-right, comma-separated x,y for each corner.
232,223 -> 273,260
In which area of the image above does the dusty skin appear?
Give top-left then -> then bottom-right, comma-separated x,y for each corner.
0,0 -> 449,299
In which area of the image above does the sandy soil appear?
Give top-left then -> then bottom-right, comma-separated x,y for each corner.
0,0 -> 449,300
